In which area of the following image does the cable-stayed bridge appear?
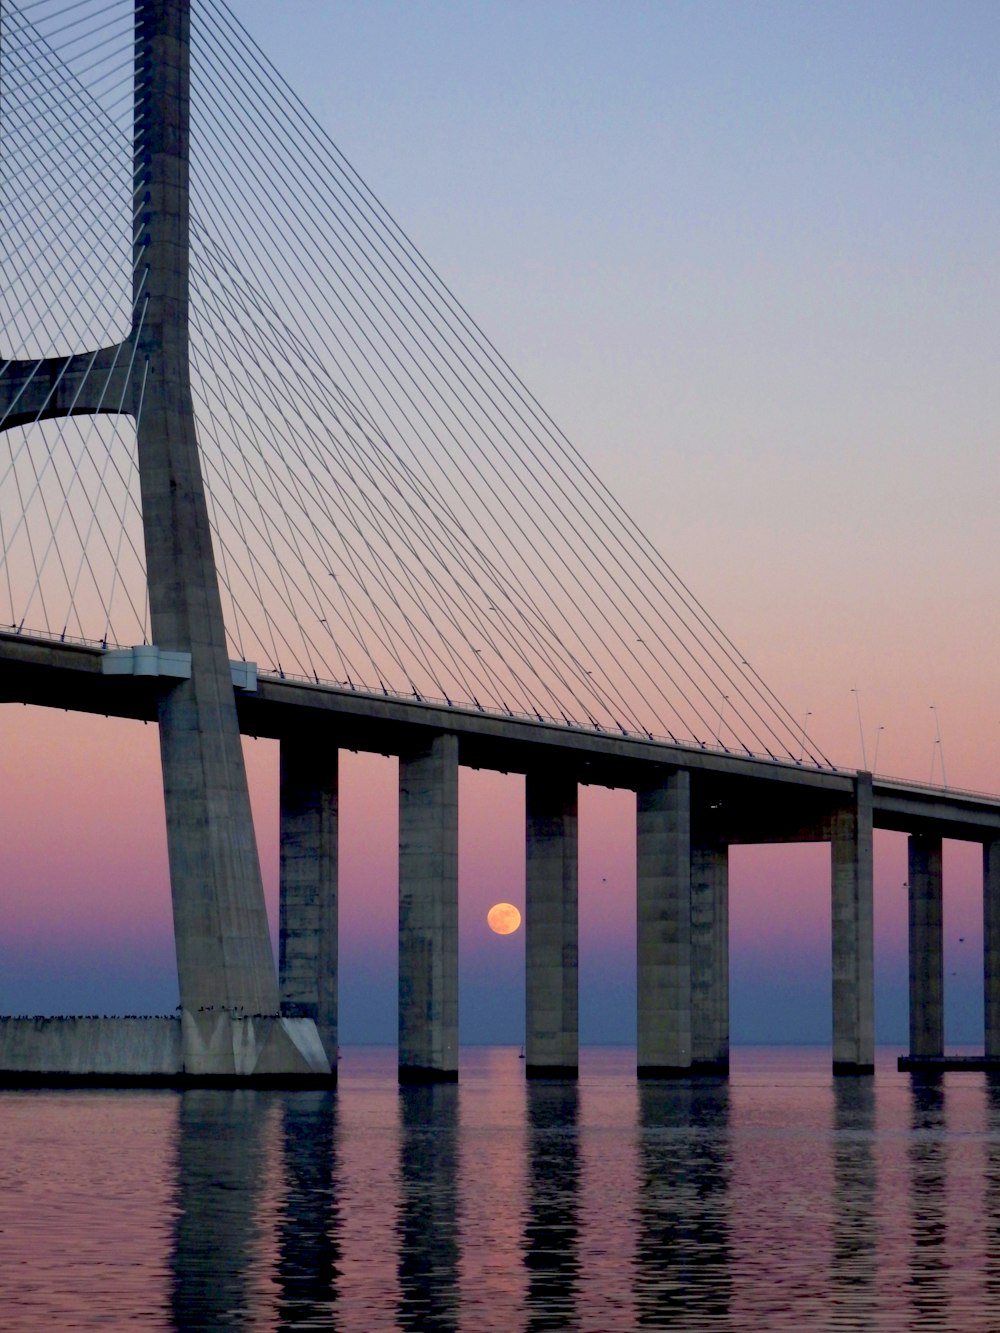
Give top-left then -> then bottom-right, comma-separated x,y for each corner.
1,0 -> 997,1082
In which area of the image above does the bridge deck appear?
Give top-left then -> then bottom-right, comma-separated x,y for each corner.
2,629 -> 997,843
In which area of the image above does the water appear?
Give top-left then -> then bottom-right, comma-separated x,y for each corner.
2,1046 -> 999,1330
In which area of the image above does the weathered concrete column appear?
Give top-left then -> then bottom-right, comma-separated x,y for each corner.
525,770 -> 578,1078
985,840 -> 1000,1059
908,833 -> 943,1059
637,770 -> 692,1076
279,738 -> 338,1066
830,772 -> 875,1073
691,840 -> 729,1072
398,733 -> 459,1082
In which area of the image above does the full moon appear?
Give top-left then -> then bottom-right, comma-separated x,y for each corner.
487,902 -> 522,935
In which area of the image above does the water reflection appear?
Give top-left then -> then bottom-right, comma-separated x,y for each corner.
170,1089 -> 273,1330
396,1083 -> 460,1331
831,1078 -> 877,1324
278,1091 -> 339,1327
635,1080 -> 731,1329
13,1050 -> 997,1330
984,1078 -> 1000,1302
909,1076 -> 949,1325
524,1081 -> 581,1331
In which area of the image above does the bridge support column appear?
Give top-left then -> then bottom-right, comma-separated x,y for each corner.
831,772 -> 875,1074
908,833 -> 943,1060
133,0 -> 333,1077
637,770 -> 692,1076
691,840 -> 729,1073
525,770 -> 578,1078
398,733 -> 459,1083
279,738 -> 338,1068
985,841 -> 1000,1059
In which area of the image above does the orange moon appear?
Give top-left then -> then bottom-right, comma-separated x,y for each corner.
487,902 -> 522,935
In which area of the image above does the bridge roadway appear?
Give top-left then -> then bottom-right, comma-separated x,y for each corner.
2,628 -> 999,1077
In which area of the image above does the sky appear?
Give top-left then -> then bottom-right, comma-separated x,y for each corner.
2,0 -> 999,1046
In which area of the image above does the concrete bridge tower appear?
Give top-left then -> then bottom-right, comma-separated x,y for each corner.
0,0 -> 328,1078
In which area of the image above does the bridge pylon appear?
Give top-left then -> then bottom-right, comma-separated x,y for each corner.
0,0 -> 328,1080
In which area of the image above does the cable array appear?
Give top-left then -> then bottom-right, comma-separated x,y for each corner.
0,0 -> 147,645
0,0 -> 828,765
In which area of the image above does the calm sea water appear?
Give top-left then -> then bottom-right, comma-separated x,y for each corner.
2,1046 -> 999,1331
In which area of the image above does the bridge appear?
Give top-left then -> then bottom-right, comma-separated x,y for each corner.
1,0 -> 997,1083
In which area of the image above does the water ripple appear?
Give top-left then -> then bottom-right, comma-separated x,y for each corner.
2,1049 -> 1000,1330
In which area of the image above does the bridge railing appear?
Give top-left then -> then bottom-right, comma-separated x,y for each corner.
873,773 -> 1000,806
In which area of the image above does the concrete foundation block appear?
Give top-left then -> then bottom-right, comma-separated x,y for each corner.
182,1010 -> 330,1077
0,1013 -> 331,1084
0,1016 -> 181,1077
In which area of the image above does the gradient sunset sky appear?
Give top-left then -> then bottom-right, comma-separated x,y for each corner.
2,0 -> 998,1045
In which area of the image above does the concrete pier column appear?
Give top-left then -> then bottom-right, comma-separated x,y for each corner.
637,770 -> 692,1076
985,841 -> 1000,1059
279,738 -> 338,1066
691,840 -> 729,1072
830,772 -> 875,1074
398,733 -> 459,1083
908,833 -> 944,1060
525,770 -> 578,1078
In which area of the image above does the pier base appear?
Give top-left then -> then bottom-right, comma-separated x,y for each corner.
897,1054 -> 1000,1073
0,1014 -> 333,1085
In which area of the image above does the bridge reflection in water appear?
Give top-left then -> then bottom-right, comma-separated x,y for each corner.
4,1047 -> 1000,1329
